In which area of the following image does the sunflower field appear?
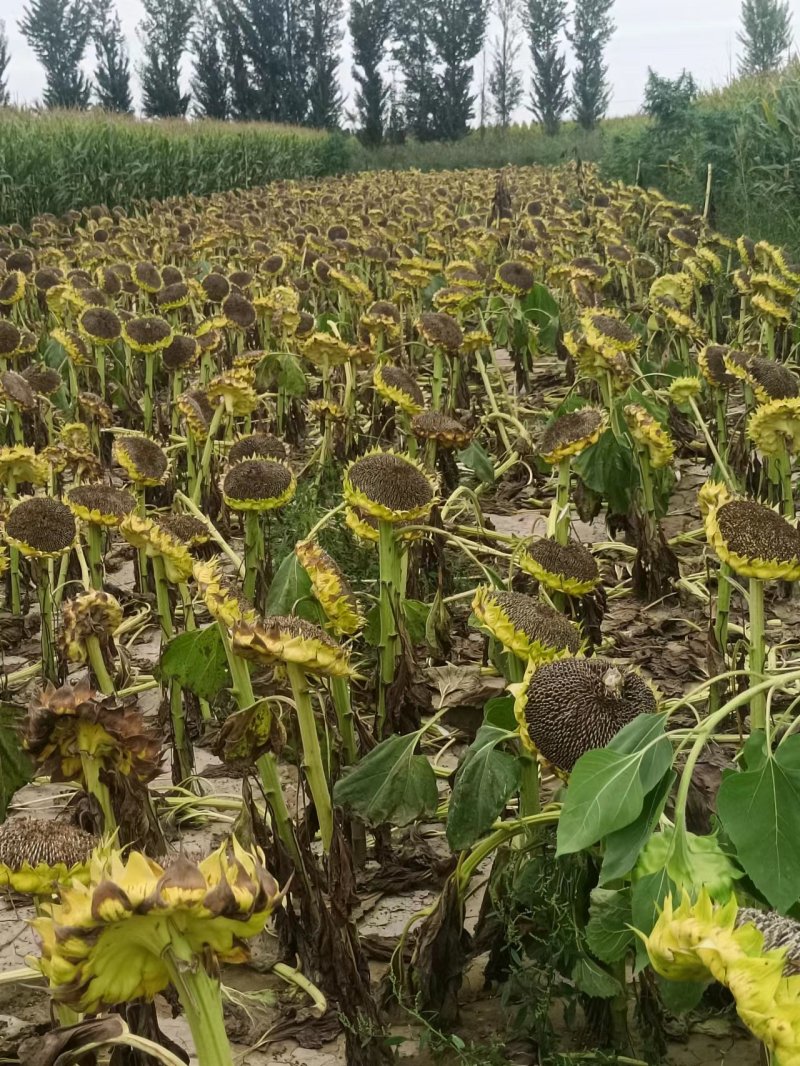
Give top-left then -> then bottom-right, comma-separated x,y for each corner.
0,161 -> 798,1066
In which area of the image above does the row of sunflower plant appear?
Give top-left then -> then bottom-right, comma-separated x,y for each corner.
0,164 -> 799,1065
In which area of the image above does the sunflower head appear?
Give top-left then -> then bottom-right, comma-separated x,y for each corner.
411,410 -> 473,449
496,260 -> 534,296
4,496 -> 76,558
581,309 -> 638,354
113,436 -> 168,486
517,537 -> 600,596
540,407 -> 606,465
119,514 -> 193,582
121,315 -> 173,353
295,539 -> 363,635
471,587 -> 581,663
162,333 -> 199,371
0,817 -> 99,896
706,497 -> 800,580
193,558 -> 257,628
155,513 -> 210,548
79,306 -> 121,344
748,397 -> 800,457
65,484 -> 137,528
222,459 -> 296,513
21,364 -> 61,397
416,312 -> 463,352
61,589 -> 122,663
624,405 -> 675,468
515,656 -> 657,773
302,332 -> 355,367
0,445 -> 50,487
23,680 -> 162,784
228,433 -> 287,464
207,367 -> 258,416
34,839 -> 280,1012
231,615 -> 353,677
177,389 -> 217,441
698,344 -> 736,388
668,376 -> 702,404
373,364 -> 424,414
343,450 -> 436,524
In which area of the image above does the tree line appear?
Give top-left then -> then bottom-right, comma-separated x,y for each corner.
0,0 -> 793,147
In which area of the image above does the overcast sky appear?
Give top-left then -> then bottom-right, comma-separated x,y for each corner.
0,0 -> 797,121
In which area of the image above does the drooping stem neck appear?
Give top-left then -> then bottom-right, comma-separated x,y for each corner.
286,662 -> 333,854
748,577 -> 767,733
163,951 -> 233,1066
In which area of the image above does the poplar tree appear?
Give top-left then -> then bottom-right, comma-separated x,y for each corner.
488,0 -> 523,128
394,3 -> 437,141
305,0 -> 343,129
191,2 -> 229,118
568,0 -> 615,130
0,22 -> 10,108
738,0 -> 793,75
94,3 -> 133,113
19,0 -> 92,109
427,0 -> 488,140
525,0 -> 569,135
349,0 -> 394,145
138,0 -> 195,117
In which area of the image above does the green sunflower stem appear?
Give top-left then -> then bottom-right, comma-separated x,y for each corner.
143,353 -> 155,435
242,512 -> 264,605
688,396 -> 734,491
397,409 -> 417,456
192,403 -> 225,506
748,577 -> 767,732
709,561 -> 733,715
80,751 -> 116,832
376,519 -> 401,739
777,445 -> 794,522
638,447 -> 657,519
7,475 -> 20,616
547,458 -> 572,546
164,954 -> 232,1066
86,524 -> 104,590
432,348 -> 445,411
37,563 -> 57,685
135,490 -> 149,596
153,556 -> 193,783
86,634 -> 115,695
330,674 -> 358,766
286,662 -> 333,855
152,556 -> 173,640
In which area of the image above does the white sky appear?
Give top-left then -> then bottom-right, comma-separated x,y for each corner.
0,0 -> 796,120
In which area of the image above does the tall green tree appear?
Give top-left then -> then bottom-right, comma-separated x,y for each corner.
215,0 -> 258,119
191,1 -> 228,117
738,0 -> 793,75
349,0 -> 393,145
568,0 -> 615,130
138,0 -> 194,117
224,0 -> 304,122
525,0 -> 569,135
0,22 -> 10,107
19,0 -> 92,109
305,0 -> 343,128
427,0 -> 488,140
94,3 -> 133,113
394,3 -> 437,141
488,0 -> 523,128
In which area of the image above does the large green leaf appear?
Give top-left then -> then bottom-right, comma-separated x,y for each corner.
557,714 -> 673,856
276,353 -> 307,396
0,704 -> 32,819
571,955 -> 621,999
483,695 -> 517,732
458,440 -> 495,485
585,888 -> 634,964
521,282 -> 560,352
573,428 -> 637,516
446,725 -> 521,851
600,770 -> 676,884
266,552 -> 324,623
717,736 -> 800,912
333,734 -> 438,828
158,626 -> 231,701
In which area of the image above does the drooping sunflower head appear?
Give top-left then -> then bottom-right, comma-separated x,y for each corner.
624,404 -> 675,469
222,291 -> 257,330
373,364 -> 424,414
33,839 -> 281,1012
119,514 -> 193,583
193,558 -> 257,628
515,656 -> 657,773
23,680 -> 162,784
517,536 -> 600,596
745,357 -> 799,405
228,433 -> 287,465
416,311 -> 463,352
161,333 -> 199,372
155,514 -> 210,549
581,309 -> 639,354
0,370 -> 36,410
121,315 -> 173,353
295,538 -> 363,636
79,391 -> 113,426
61,589 -> 123,663
668,376 -> 702,405
0,445 -> 50,487
132,261 -> 162,293
698,344 -> 736,389
359,300 -> 402,344
78,306 -> 121,345
697,479 -> 732,519
539,407 -> 606,465
0,319 -> 20,356
222,459 -> 296,513
748,397 -> 800,458
495,260 -> 534,296
0,817 -> 99,896
232,615 -> 353,677
177,389 -> 216,441
301,332 -> 355,367
706,497 -> 800,580
21,364 -> 61,397
343,450 -> 437,524
4,496 -> 76,558
411,410 -> 473,450
207,367 -> 258,416
51,327 -> 92,366
201,271 -> 230,302
65,484 -> 137,528
472,587 -> 582,663
113,435 -> 168,486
